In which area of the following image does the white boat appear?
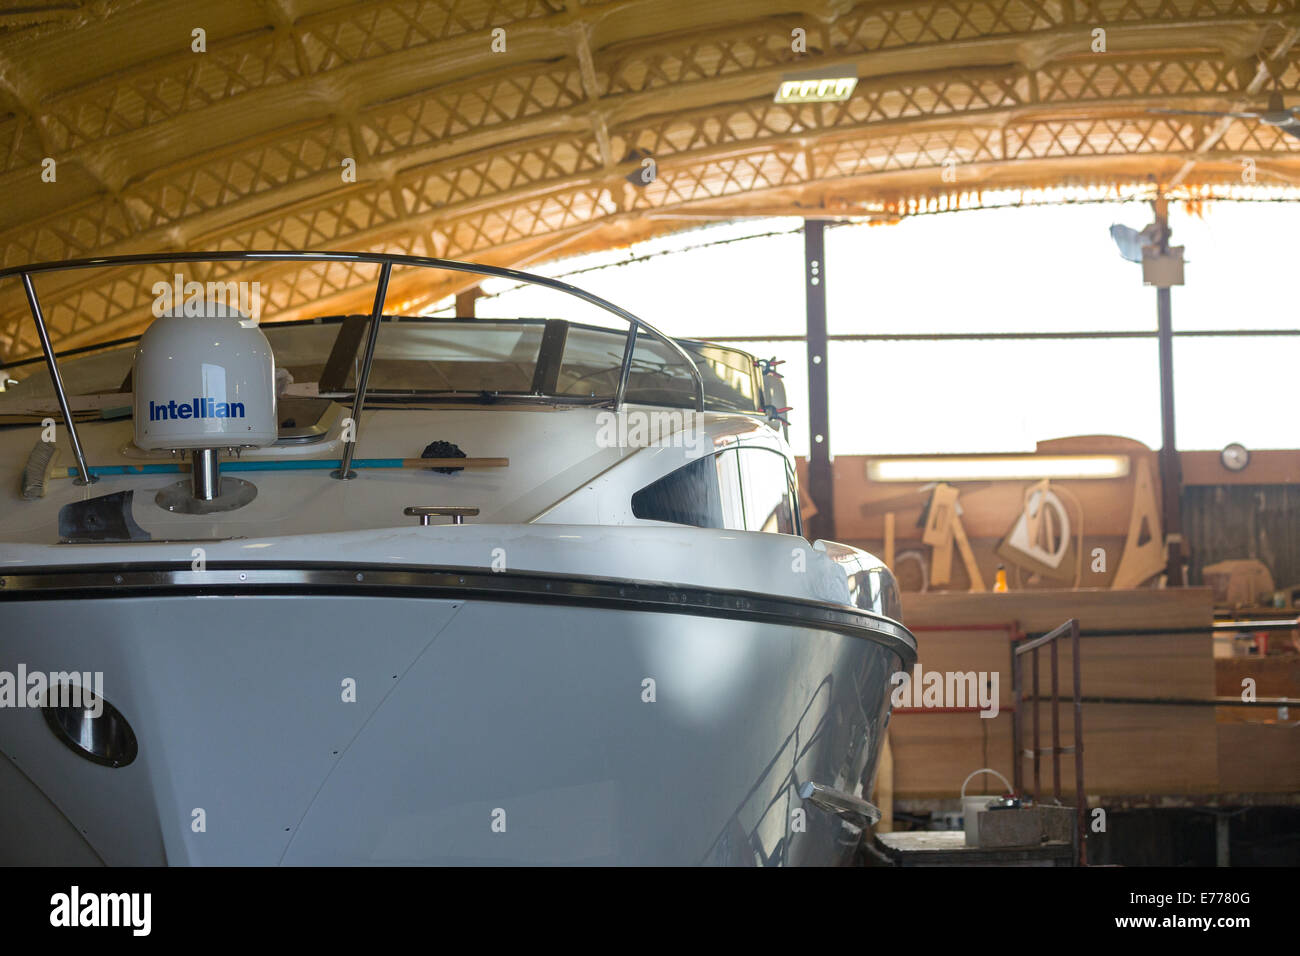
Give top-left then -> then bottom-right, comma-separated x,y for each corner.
0,252 -> 914,866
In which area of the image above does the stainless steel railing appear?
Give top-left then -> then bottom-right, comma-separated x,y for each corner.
0,250 -> 707,483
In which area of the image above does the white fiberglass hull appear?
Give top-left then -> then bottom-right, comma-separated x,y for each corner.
0,591 -> 903,865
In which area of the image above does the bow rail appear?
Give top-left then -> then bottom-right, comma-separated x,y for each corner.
1,250 -> 707,485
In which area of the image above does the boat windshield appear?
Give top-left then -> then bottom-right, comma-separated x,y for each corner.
305,316 -> 760,412
1,316 -> 762,415
1,251 -> 749,421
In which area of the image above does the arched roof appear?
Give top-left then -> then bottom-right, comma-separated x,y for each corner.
2,0 -> 1298,361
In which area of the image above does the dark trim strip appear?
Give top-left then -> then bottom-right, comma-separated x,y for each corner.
318,314 -> 369,392
0,562 -> 917,663
530,319 -> 569,395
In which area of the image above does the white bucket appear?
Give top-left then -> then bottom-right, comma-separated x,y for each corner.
960,768 -> 1013,846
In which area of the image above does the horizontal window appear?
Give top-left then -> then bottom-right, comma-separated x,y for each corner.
827,339 -> 1163,454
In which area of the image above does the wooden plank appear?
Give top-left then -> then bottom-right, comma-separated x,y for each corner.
1216,723 -> 1300,792
902,590 -> 1215,699
1112,457 -> 1165,588
890,588 -> 1221,798
930,534 -> 954,587
952,515 -> 985,591
901,629 -> 1013,703
921,484 -> 959,548
1215,657 -> 1300,699
1049,705 -> 1219,796
1214,656 -> 1300,723
922,484 -> 958,586
904,629 -> 1212,701
890,713 -> 1014,798
891,706 -> 1219,798
902,587 -> 1213,634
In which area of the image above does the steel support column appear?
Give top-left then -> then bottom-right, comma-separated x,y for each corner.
803,220 -> 834,541
1153,200 -> 1184,585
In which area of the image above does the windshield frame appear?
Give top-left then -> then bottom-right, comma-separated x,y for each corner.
312,315 -> 762,412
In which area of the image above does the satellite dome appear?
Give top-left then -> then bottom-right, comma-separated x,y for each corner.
132,302 -> 277,451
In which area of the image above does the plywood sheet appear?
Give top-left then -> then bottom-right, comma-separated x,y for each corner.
1211,655 -> 1300,697
1214,656 -> 1300,723
1216,724 -> 1300,793
900,589 -> 1216,699
891,706 -> 1220,798
890,713 -> 1014,798
902,587 -> 1213,633
889,589 -> 1220,798
903,629 -> 1213,702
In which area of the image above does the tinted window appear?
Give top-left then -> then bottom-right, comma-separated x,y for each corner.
739,448 -> 796,534
631,454 -> 722,528
632,447 -> 795,534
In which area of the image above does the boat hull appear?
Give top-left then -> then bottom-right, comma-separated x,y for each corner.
0,588 -> 902,865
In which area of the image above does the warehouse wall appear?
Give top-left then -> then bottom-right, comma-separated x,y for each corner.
1184,485 -> 1300,592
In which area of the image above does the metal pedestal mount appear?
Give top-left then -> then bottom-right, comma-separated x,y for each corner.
155,448 -> 257,515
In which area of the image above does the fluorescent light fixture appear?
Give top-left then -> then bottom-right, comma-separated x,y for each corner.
867,455 -> 1131,483
774,67 -> 857,104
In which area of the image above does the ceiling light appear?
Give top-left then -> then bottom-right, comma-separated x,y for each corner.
774,67 -> 857,104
